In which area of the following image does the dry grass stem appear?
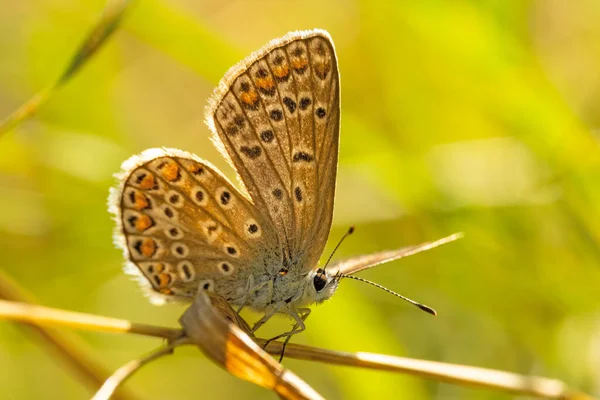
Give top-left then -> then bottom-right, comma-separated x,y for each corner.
0,272 -> 141,400
0,300 -> 183,340
0,295 -> 594,400
261,341 -> 588,400
92,337 -> 191,400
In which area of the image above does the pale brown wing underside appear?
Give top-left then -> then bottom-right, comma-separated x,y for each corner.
205,29 -> 341,271
109,148 -> 281,304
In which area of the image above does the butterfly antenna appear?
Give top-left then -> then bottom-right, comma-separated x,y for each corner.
339,274 -> 437,316
322,226 -> 355,271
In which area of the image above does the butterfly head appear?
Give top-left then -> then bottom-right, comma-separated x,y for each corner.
297,226 -> 355,305
303,267 -> 339,305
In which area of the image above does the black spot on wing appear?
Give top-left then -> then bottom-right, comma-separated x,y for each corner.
260,130 -> 274,143
294,186 -> 303,202
299,97 -> 312,110
240,146 -> 262,159
272,188 -> 283,200
234,115 -> 246,128
293,152 -> 314,163
270,109 -> 283,121
283,97 -> 297,113
220,191 -> 231,205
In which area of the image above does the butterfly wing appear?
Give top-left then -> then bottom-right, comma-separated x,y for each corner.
109,148 -> 281,304
206,29 -> 340,271
330,233 -> 464,276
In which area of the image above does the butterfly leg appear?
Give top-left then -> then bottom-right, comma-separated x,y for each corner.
262,307 -> 311,362
235,275 -> 254,314
267,307 -> 311,344
270,308 -> 312,363
266,278 -> 274,304
251,300 -> 283,334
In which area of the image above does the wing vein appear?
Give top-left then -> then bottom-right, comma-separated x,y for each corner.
304,38 -> 320,231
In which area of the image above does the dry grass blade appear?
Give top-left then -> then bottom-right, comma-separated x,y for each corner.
1,295 -> 595,399
260,341 -> 593,400
92,337 -> 190,400
0,0 -> 132,135
180,291 -> 324,400
59,0 -> 132,84
0,299 -> 183,340
0,272 -> 141,400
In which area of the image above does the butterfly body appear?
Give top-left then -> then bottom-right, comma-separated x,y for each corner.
234,266 -> 339,311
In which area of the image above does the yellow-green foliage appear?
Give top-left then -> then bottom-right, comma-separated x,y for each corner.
0,1 -> 598,398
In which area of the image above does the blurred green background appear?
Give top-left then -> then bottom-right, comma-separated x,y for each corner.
1,0 -> 599,398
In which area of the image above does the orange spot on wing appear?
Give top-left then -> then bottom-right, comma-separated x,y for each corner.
187,163 -> 203,175
159,288 -> 173,295
135,214 -> 153,231
161,162 -> 180,181
132,192 -> 149,210
140,238 -> 157,257
291,58 -> 308,69
240,90 -> 258,106
156,273 -> 172,288
256,76 -> 274,90
272,65 -> 289,78
139,174 -> 156,190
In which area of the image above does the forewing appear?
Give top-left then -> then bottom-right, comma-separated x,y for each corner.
330,233 -> 464,276
109,148 -> 281,304
206,29 -> 340,270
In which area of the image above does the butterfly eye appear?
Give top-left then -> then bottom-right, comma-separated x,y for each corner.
313,268 -> 327,292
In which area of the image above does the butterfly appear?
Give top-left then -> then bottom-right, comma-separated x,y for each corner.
109,29 -> 460,346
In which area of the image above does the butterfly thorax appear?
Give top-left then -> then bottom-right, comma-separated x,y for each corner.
228,266 -> 339,311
